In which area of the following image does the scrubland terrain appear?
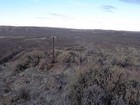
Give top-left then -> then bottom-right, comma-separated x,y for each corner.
0,26 -> 140,105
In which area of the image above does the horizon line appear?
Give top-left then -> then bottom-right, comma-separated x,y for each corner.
0,25 -> 140,32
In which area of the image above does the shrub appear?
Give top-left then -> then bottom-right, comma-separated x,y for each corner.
16,87 -> 30,101
11,50 -> 45,73
38,58 -> 54,71
65,48 -> 140,105
81,85 -> 110,105
56,50 -> 80,65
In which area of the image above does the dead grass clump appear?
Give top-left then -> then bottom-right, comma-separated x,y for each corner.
11,50 -> 45,73
81,85 -> 110,105
111,48 -> 140,68
111,55 -> 136,68
16,87 -> 30,101
1,96 -> 11,105
57,50 -> 80,65
38,58 -> 54,71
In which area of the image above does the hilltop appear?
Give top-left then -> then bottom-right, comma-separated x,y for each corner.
0,26 -> 140,105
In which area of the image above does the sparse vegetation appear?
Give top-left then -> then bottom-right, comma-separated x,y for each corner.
0,27 -> 140,105
11,50 -> 46,73
65,48 -> 140,105
16,87 -> 30,101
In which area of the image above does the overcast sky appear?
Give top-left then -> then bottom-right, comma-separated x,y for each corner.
0,0 -> 140,31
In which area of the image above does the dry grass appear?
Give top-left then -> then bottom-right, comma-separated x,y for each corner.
65,48 -> 140,105
0,47 -> 140,105
10,50 -> 46,73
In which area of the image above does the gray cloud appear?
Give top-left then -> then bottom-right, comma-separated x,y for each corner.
35,12 -> 74,21
100,5 -> 116,12
49,13 -> 73,20
121,0 -> 140,4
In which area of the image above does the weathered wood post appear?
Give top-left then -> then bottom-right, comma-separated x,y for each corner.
52,36 -> 56,63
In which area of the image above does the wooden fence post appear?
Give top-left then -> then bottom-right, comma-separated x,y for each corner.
52,36 -> 55,63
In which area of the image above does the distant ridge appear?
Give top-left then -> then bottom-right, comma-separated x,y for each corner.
0,25 -> 140,33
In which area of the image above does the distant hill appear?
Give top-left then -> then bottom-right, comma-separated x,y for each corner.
0,26 -> 140,58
